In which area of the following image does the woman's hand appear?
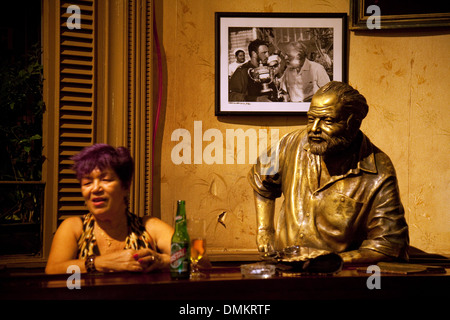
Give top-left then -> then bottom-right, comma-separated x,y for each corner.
95,248 -> 169,273
133,249 -> 170,272
94,249 -> 146,272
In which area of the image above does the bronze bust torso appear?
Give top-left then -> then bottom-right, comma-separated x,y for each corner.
249,81 -> 409,264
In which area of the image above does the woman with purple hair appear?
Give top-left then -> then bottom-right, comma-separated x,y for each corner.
45,144 -> 173,274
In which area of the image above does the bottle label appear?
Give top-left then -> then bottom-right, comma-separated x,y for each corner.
170,243 -> 189,269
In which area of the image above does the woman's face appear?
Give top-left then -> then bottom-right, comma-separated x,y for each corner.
81,167 -> 128,219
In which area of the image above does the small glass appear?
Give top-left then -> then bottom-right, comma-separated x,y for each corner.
187,218 -> 207,279
241,263 -> 276,279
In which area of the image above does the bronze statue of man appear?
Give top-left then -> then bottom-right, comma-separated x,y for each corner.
248,81 -> 409,264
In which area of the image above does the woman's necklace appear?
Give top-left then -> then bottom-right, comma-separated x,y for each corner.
99,229 -> 113,247
95,223 -> 126,248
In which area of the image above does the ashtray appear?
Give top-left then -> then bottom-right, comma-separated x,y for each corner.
278,246 -> 331,262
240,263 -> 276,279
276,246 -> 343,275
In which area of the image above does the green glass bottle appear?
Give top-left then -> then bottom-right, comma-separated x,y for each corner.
170,200 -> 191,279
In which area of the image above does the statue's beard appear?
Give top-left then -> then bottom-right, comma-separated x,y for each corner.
308,132 -> 355,156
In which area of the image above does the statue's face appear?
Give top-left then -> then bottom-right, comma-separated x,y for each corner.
307,93 -> 355,155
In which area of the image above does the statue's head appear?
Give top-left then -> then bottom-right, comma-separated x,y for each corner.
307,81 -> 369,156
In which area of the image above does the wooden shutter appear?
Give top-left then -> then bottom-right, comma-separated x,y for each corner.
58,0 -> 96,220
43,0 -> 154,256
44,0 -> 154,227
126,0 -> 154,217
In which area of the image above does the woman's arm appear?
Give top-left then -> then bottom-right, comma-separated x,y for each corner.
45,217 -> 145,274
45,217 -> 86,274
143,216 -> 174,271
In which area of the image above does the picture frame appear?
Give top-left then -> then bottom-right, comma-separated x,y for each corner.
350,0 -> 450,30
215,12 -> 347,116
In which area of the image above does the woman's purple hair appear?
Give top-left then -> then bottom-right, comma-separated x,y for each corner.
71,144 -> 134,189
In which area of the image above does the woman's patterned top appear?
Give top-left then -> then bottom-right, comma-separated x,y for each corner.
77,211 -> 156,259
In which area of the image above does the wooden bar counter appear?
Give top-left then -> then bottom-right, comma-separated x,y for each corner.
1,262 -> 449,301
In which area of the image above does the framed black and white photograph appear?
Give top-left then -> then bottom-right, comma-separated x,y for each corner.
215,12 -> 347,115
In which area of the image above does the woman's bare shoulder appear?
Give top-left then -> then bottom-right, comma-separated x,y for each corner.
142,216 -> 173,235
57,216 -> 84,238
143,216 -> 169,228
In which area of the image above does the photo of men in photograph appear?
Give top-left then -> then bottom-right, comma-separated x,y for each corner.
228,27 -> 333,103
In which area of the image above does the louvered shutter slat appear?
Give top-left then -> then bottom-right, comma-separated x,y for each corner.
60,48 -> 93,57
57,0 -> 95,218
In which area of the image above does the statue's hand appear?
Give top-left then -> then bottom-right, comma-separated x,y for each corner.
256,229 -> 275,254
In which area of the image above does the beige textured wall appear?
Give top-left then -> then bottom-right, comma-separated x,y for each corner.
154,0 -> 450,255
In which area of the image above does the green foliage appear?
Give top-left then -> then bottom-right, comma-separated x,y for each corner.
0,44 -> 45,228
0,44 -> 45,181
0,183 -> 44,224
